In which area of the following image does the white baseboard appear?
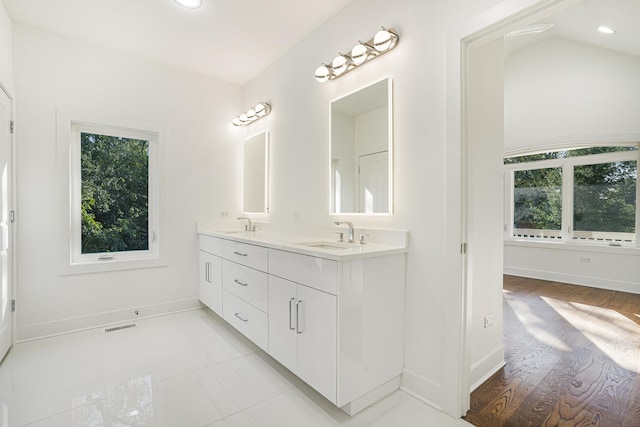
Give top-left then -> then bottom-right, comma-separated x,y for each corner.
17,298 -> 201,342
504,266 -> 640,294
470,345 -> 505,391
400,368 -> 443,411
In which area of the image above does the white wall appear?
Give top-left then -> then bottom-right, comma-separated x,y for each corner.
505,242 -> 640,293
467,37 -> 505,389
237,0 -> 504,410
13,24 -> 242,340
0,0 -> 12,91
505,37 -> 640,153
504,36 -> 640,292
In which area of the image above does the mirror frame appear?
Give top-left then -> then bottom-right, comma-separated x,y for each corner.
242,131 -> 270,214
329,76 -> 393,215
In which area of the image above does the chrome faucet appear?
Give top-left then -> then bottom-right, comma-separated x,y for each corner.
334,221 -> 354,243
237,217 -> 254,231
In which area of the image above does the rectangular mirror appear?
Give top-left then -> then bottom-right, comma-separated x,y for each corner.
330,77 -> 392,214
243,131 -> 269,213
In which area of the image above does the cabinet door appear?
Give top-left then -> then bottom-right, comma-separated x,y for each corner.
198,251 -> 222,315
268,276 -> 298,373
297,285 -> 337,403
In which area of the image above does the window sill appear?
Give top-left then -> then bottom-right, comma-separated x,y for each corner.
59,256 -> 168,276
504,238 -> 640,255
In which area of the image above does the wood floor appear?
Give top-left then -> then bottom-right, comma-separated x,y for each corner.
464,275 -> 640,427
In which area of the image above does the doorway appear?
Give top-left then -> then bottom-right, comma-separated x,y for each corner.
0,83 -> 14,363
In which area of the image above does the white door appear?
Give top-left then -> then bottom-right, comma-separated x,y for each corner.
0,87 -> 13,362
296,285 -> 337,403
358,151 -> 389,213
267,276 -> 298,373
198,251 -> 222,316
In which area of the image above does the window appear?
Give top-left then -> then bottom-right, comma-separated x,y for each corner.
513,167 -> 562,238
79,131 -> 150,256
573,160 -> 637,241
505,146 -> 639,245
57,109 -> 166,274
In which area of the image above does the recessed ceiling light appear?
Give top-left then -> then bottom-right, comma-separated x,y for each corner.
597,26 -> 616,34
175,0 -> 202,9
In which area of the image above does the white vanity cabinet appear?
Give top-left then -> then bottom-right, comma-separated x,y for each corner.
268,275 -> 337,403
198,236 -> 223,316
197,231 -> 406,415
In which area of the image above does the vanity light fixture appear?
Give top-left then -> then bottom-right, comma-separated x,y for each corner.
175,0 -> 202,9
232,102 -> 271,127
314,27 -> 399,83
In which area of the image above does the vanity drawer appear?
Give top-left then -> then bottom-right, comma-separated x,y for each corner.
222,240 -> 268,272
269,249 -> 338,295
199,235 -> 223,257
223,291 -> 268,351
222,260 -> 268,312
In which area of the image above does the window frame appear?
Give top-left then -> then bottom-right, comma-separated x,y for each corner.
57,109 -> 168,275
504,148 -> 639,247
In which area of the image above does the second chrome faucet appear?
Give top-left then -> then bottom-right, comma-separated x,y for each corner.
334,221 -> 354,243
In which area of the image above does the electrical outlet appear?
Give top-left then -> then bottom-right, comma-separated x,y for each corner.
484,314 -> 493,328
219,211 -> 229,218
580,256 -> 592,263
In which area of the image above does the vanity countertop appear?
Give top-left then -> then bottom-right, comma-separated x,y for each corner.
197,228 -> 408,261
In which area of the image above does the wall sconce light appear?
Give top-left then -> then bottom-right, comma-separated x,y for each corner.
232,102 -> 271,126
314,27 -> 399,83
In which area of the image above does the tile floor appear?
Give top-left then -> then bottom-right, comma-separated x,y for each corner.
0,309 -> 472,426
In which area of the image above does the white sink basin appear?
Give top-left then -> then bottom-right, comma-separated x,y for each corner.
296,241 -> 354,250
220,230 -> 247,234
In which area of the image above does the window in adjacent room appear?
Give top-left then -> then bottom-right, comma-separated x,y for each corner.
504,146 -> 638,244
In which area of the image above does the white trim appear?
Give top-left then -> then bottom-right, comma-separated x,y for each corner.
505,238 -> 640,255
503,266 -> 640,294
17,298 -> 200,342
400,369 -> 443,411
504,135 -> 640,157
446,0 -> 581,418
469,346 -> 505,391
56,108 -> 168,275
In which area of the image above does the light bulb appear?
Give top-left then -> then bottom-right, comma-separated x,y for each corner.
232,118 -> 242,126
315,65 -> 331,82
175,0 -> 202,9
255,103 -> 265,115
239,113 -> 249,122
374,29 -> 393,51
351,43 -> 368,65
247,108 -> 256,119
597,26 -> 616,34
332,55 -> 348,75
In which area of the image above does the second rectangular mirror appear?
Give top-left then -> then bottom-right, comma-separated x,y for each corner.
243,131 -> 269,214
330,77 -> 392,214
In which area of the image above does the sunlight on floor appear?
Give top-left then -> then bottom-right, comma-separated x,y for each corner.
505,295 -> 572,352
541,296 -> 640,373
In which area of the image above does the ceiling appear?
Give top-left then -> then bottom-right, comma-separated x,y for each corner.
3,0 -> 353,85
506,0 -> 640,58
4,0 -> 638,86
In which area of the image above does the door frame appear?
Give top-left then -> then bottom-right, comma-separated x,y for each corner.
442,0 -> 582,416
0,80 -> 15,351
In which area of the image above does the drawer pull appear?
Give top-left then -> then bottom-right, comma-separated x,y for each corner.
289,298 -> 296,331
296,300 -> 304,334
233,251 -> 248,257
234,312 -> 248,322
234,279 -> 248,287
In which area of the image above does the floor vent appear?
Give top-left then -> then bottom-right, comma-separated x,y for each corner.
104,323 -> 137,333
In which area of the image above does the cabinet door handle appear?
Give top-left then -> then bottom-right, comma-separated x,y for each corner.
288,298 -> 296,331
205,262 -> 211,283
233,251 -> 248,257
234,279 -> 248,287
296,300 -> 304,334
234,312 -> 248,322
